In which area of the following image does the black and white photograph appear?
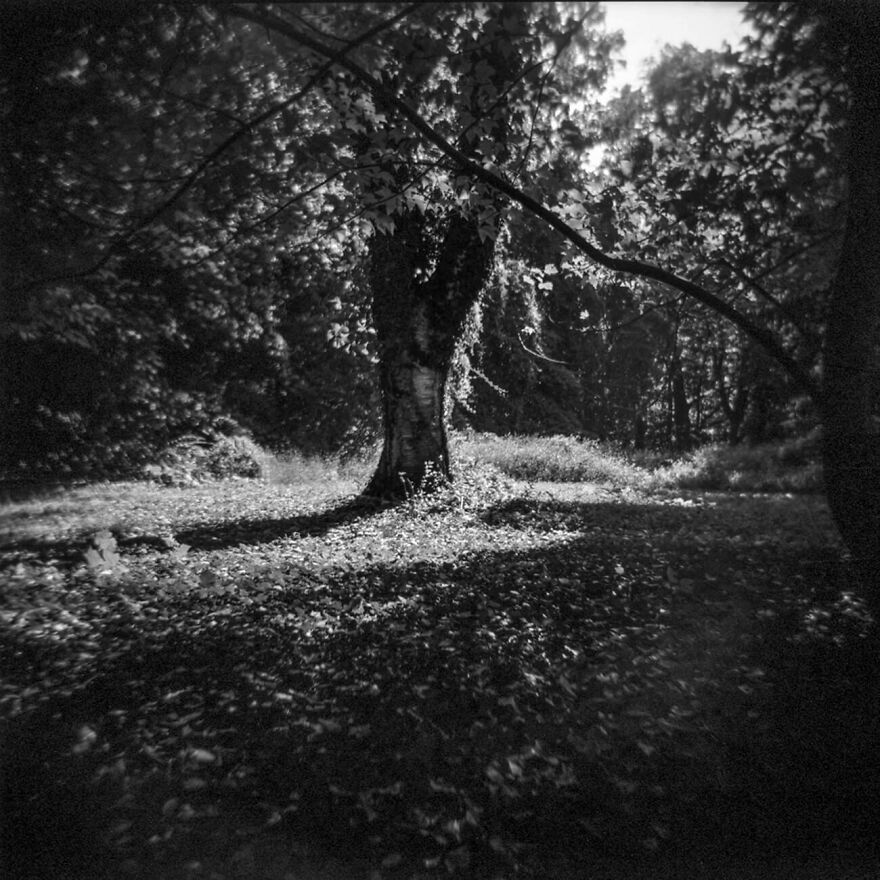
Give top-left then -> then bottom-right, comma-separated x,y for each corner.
1,2 -> 879,878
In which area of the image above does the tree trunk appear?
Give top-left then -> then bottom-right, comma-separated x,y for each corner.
360,8 -> 522,498
367,352 -> 450,497
728,382 -> 748,446
821,6 -> 880,608
633,409 -> 647,450
671,352 -> 692,452
363,213 -> 495,498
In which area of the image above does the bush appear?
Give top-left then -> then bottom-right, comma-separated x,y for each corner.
144,433 -> 268,485
650,442 -> 823,493
203,435 -> 266,479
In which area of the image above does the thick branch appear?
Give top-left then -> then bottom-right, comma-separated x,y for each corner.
127,5 -> 424,251
718,258 -> 820,347
228,3 -> 821,402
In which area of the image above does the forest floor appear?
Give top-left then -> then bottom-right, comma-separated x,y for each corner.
1,464 -> 879,880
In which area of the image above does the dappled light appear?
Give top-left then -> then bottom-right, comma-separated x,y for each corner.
2,466 -> 878,878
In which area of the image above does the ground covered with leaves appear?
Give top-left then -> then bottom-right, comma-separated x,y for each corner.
2,464 -> 879,880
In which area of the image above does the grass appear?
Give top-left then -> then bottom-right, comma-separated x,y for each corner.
69,429 -> 821,498
2,433 -> 874,880
450,432 -> 824,494
262,449 -> 375,488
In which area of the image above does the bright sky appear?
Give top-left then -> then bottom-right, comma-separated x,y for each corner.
600,1 -> 752,94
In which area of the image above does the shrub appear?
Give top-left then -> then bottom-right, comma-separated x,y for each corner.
401,457 -> 519,515
650,442 -> 823,493
203,435 -> 266,479
144,433 -> 268,485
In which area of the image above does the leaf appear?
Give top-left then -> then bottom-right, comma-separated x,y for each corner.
557,674 -> 576,696
477,224 -> 497,243
72,725 -> 97,754
371,214 -> 395,234
161,797 -> 179,817
94,530 -> 116,550
189,748 -> 216,763
485,765 -> 504,784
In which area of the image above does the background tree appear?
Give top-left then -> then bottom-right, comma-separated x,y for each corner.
810,0 -> 880,593
0,3 -> 381,475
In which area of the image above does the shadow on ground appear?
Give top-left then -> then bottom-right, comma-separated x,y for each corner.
0,495 -> 390,566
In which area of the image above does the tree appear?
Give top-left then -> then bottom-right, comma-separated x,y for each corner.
818,1 -> 880,594
230,2 -> 616,496
0,3 -> 385,473
596,32 -> 844,448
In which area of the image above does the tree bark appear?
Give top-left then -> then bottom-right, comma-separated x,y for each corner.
368,356 -> 450,497
821,6 -> 880,608
364,212 -> 495,498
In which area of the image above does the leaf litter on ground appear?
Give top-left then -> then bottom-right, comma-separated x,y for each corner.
1,468 -> 879,880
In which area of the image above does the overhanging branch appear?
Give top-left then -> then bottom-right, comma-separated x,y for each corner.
12,2 -> 424,295
228,3 -> 821,402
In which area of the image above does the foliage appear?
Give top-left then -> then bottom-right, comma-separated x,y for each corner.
449,431 -> 823,494
1,475 -> 876,879
400,457 -> 521,517
0,1 -> 845,480
144,434 -> 269,486
202,436 -> 267,480
137,429 -> 825,496
468,5 -> 841,450
453,11 -> 840,450
453,432 -> 647,487
134,430 -> 823,498
0,2 -> 380,476
641,441 -> 823,494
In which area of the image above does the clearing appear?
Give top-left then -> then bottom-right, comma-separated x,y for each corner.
1,471 -> 878,879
